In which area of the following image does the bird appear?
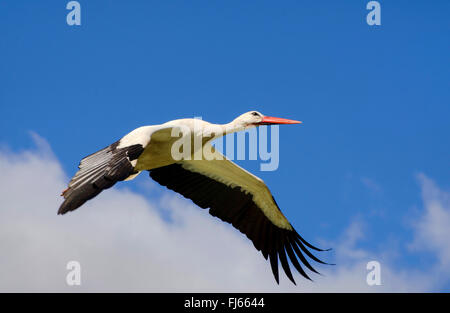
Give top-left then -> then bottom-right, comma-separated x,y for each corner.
59,111 -> 331,284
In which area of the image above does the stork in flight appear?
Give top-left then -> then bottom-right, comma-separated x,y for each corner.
59,111 -> 330,284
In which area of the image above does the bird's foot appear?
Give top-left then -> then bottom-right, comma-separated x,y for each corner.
61,188 -> 69,197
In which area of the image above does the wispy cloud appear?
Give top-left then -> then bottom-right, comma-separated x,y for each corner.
0,135 -> 447,292
410,174 -> 450,272
360,177 -> 382,194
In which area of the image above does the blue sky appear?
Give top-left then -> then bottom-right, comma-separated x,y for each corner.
0,1 -> 449,291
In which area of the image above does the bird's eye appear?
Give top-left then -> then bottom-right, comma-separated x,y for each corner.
251,112 -> 259,116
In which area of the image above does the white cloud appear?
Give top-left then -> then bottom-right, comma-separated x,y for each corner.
0,135 -> 447,292
410,174 -> 450,271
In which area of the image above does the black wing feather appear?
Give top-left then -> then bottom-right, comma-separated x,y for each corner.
58,141 -> 144,214
149,163 -> 330,284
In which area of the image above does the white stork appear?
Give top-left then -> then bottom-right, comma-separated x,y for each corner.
59,111 -> 330,284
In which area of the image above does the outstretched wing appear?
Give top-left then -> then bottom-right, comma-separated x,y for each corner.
58,141 -> 144,214
149,145 -> 330,284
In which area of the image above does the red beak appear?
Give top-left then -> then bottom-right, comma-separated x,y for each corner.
258,116 -> 302,125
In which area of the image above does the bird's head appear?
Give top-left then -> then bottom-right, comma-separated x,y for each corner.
232,111 -> 302,130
